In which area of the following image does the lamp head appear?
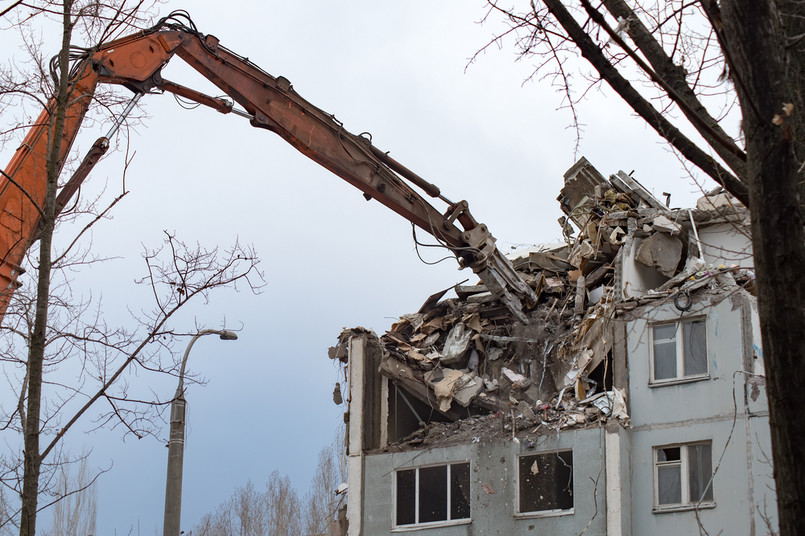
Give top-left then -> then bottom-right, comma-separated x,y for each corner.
218,330 -> 238,341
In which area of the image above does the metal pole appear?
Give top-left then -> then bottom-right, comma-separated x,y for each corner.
163,329 -> 237,536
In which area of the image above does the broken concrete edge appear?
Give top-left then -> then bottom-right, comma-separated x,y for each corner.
329,157 -> 755,451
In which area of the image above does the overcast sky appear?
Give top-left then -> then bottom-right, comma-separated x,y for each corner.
0,1 -> 720,533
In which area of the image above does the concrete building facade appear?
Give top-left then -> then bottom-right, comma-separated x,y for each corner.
331,159 -> 777,535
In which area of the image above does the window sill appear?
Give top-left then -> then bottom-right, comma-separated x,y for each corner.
514,508 -> 574,519
649,374 -> 710,388
653,502 -> 715,514
392,518 -> 472,532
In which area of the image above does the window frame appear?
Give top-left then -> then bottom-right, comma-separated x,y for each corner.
653,441 -> 715,513
392,461 -> 471,530
514,449 -> 575,518
649,317 -> 709,386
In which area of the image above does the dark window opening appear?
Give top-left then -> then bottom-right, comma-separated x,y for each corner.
396,469 -> 415,526
395,462 -> 471,526
419,466 -> 447,523
518,451 -> 573,514
658,447 -> 680,462
587,351 -> 614,392
389,384 -> 451,443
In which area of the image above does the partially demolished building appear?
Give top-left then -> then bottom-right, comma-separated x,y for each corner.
329,158 -> 776,535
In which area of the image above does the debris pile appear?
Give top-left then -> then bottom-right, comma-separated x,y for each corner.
375,263 -> 626,443
381,387 -> 630,452
332,157 -> 754,448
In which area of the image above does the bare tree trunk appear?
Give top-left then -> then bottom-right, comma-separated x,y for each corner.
0,8 -> 262,534
540,0 -> 750,204
483,0 -> 805,532
20,4 -> 73,534
718,2 -> 805,534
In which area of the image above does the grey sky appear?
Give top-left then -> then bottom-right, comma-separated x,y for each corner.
0,1 -> 719,533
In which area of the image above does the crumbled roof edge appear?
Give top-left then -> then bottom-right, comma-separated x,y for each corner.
330,157 -> 755,449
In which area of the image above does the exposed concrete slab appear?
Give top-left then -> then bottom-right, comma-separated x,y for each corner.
635,232 -> 683,277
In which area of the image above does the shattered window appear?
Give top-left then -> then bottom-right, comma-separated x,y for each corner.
518,451 -> 573,514
656,447 -> 682,504
654,442 -> 713,509
394,462 -> 470,527
450,462 -> 471,519
651,319 -> 707,383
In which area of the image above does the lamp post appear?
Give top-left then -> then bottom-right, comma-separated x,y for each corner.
163,329 -> 238,536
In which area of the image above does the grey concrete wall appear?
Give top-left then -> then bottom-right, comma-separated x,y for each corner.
630,420 -> 752,534
625,292 -> 777,535
746,372 -> 777,533
361,427 -> 607,535
748,413 -> 778,532
355,282 -> 775,534
606,424 -> 632,536
626,293 -> 745,426
698,222 -> 753,269
619,236 -> 669,299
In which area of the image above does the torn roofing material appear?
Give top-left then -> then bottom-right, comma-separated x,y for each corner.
330,157 -> 755,449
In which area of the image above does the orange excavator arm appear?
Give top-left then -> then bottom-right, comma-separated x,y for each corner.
0,62 -> 99,300
0,12 -> 536,322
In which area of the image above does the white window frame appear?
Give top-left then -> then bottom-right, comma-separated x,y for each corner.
514,450 -> 574,518
649,317 -> 709,385
392,461 -> 471,530
653,441 -> 715,513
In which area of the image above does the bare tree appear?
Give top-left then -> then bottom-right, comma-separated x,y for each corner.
0,3 -> 263,535
44,455 -> 97,536
192,430 -> 345,536
195,481 -> 267,536
0,229 -> 260,535
482,1 -> 803,533
265,471 -> 303,536
0,488 -> 11,536
194,472 -> 302,536
303,427 -> 346,536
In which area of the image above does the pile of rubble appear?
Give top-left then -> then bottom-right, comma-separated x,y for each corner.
380,387 -> 629,452
375,259 -> 626,443
334,158 -> 754,447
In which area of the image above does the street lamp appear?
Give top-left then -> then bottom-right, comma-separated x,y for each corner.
163,329 -> 238,536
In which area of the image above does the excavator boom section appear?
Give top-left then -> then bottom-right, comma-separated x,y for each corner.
0,17 -> 536,322
0,63 -> 99,303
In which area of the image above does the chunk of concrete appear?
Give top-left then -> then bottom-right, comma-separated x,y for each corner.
517,400 -> 537,420
453,373 -> 484,407
635,232 -> 683,278
440,322 -> 472,364
545,277 -> 564,294
696,191 -> 739,211
501,367 -> 529,388
456,284 -> 488,298
652,215 -> 682,235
